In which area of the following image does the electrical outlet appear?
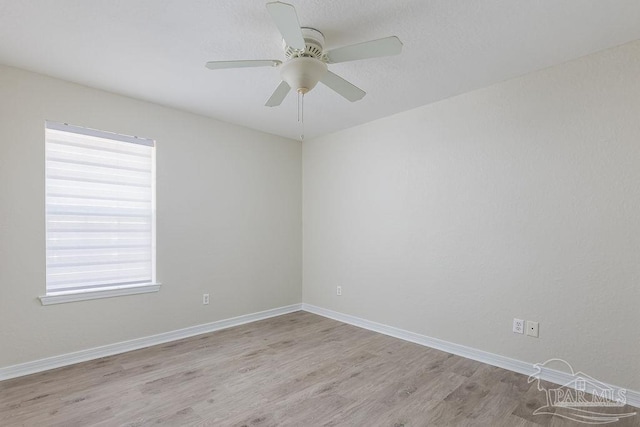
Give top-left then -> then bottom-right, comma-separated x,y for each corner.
203,293 -> 209,305
526,321 -> 539,338
336,286 -> 342,296
513,318 -> 524,334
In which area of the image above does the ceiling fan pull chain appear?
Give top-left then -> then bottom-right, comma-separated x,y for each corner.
300,93 -> 305,141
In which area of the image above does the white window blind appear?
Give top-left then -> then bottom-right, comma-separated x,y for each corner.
45,121 -> 156,295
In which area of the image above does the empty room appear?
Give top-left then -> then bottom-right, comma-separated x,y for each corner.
1,1 -> 639,426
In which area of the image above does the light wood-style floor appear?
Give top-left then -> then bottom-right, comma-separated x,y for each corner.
1,311 -> 637,426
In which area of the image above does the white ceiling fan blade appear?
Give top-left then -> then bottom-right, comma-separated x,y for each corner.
205,60 -> 281,70
265,81 -> 291,107
320,71 -> 366,102
266,1 -> 306,51
326,36 -> 403,64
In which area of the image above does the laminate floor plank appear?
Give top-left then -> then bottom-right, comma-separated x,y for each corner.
1,311 -> 637,426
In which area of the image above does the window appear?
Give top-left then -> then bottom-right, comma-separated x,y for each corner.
41,121 -> 158,305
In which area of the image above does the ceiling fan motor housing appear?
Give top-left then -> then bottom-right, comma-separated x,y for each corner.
284,28 -> 326,60
280,27 -> 328,93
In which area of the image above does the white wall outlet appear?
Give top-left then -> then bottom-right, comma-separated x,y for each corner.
526,320 -> 539,338
513,318 -> 524,334
336,286 -> 342,296
203,293 -> 210,305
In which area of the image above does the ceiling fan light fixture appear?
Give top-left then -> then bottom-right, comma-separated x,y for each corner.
279,57 -> 328,95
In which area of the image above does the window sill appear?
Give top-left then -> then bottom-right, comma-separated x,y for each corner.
39,283 -> 161,306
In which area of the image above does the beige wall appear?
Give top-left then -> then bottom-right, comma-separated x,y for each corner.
0,65 -> 302,367
303,41 -> 640,390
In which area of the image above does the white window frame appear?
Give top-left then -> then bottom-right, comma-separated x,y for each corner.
40,121 -> 160,305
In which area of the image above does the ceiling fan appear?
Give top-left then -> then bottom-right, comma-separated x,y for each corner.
205,1 -> 403,107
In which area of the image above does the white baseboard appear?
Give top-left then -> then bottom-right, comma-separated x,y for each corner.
0,303 -> 302,382
3,302 -> 637,409
302,303 -> 640,409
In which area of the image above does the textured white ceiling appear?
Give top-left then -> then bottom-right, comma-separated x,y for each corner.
1,1 -> 639,140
